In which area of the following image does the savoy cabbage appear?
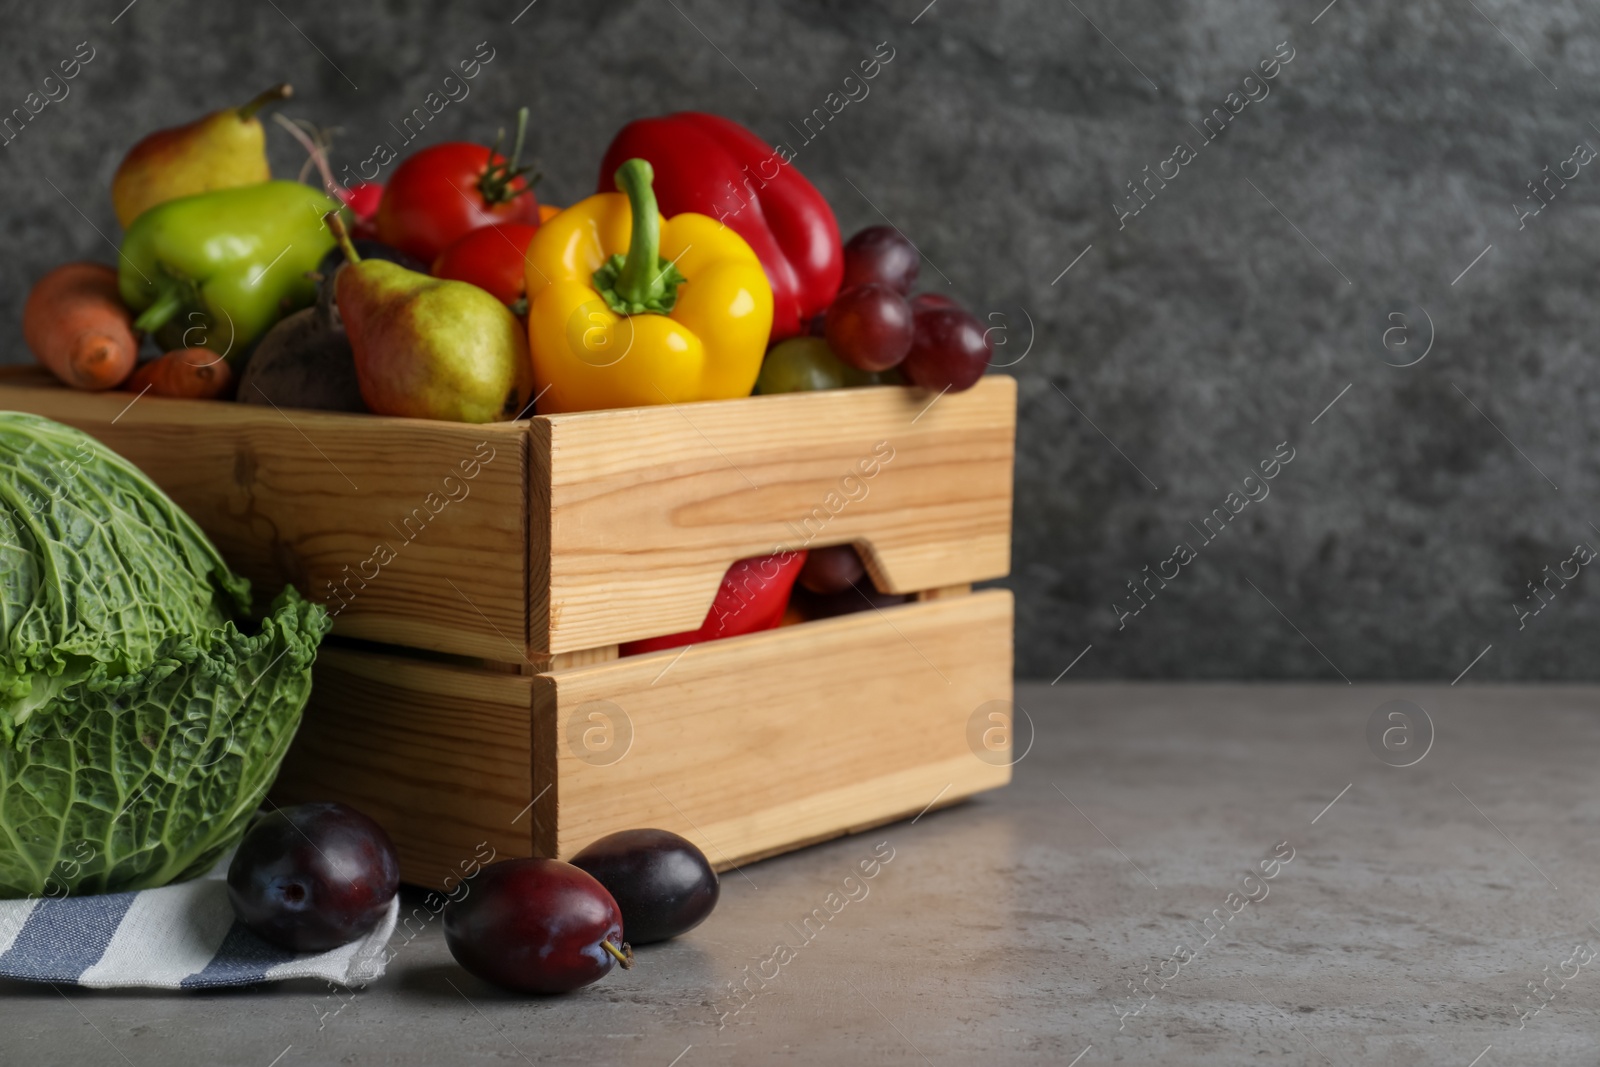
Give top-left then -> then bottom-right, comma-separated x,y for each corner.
0,413 -> 329,897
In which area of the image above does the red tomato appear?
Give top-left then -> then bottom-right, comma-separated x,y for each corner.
376,143 -> 539,263
431,223 -> 539,307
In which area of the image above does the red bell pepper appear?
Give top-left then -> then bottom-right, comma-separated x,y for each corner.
598,113 -> 843,342
620,551 -> 808,655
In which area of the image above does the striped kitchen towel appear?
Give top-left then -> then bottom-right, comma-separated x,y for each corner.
0,857 -> 398,990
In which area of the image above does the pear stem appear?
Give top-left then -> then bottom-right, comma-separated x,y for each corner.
238,83 -> 293,121
600,939 -> 634,969
324,211 -> 360,263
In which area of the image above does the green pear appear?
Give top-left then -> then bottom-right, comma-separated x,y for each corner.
327,214 -> 534,423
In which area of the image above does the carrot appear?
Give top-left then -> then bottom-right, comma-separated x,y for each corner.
22,262 -> 139,391
124,348 -> 234,400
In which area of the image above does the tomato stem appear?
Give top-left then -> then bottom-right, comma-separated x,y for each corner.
507,106 -> 529,177
477,107 -> 540,206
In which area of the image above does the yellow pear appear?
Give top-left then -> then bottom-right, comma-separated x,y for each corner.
111,83 -> 292,228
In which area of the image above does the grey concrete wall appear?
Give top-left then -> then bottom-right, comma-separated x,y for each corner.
2,0 -> 1596,681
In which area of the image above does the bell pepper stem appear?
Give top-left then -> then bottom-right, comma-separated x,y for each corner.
614,159 -> 667,307
238,83 -> 293,121
592,159 -> 687,315
132,285 -> 185,334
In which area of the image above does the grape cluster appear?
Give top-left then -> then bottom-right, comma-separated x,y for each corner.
757,225 -> 994,396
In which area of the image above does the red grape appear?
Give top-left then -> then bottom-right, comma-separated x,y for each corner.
911,292 -> 960,312
825,284 -> 913,372
842,226 -> 920,294
903,306 -> 992,392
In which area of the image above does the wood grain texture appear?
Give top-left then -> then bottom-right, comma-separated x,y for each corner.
0,368 -> 530,661
546,646 -> 619,670
533,591 -> 1014,867
0,370 -> 1017,661
271,645 -> 536,890
537,376 -> 1016,652
522,645 -> 621,675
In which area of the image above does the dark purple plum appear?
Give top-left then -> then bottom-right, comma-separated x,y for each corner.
570,829 -> 719,945
444,858 -> 631,994
227,802 -> 399,952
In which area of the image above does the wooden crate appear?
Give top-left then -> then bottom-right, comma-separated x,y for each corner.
0,369 -> 1016,885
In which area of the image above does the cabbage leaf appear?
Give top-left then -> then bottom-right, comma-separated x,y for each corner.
0,414 -> 329,897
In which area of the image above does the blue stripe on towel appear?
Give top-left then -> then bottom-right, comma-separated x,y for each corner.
179,922 -> 300,988
0,891 -> 138,982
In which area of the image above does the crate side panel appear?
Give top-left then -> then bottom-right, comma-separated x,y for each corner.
537,591 -> 1014,867
0,372 -> 531,661
272,647 -> 535,889
540,376 -> 1016,652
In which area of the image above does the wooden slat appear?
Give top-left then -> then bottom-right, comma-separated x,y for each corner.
0,370 -> 1017,660
272,646 -> 535,889
0,369 -> 530,661
533,591 -> 1014,866
537,376 -> 1016,652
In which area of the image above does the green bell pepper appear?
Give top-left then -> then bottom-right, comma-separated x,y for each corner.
118,181 -> 342,357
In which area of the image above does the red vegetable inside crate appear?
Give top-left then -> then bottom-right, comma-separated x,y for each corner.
376,109 -> 540,264
432,221 -> 540,310
599,113 -> 842,343
621,551 -> 808,655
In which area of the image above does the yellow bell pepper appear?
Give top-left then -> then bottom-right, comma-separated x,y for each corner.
524,158 -> 773,413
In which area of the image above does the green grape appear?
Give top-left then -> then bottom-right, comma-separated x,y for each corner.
755,337 -> 900,395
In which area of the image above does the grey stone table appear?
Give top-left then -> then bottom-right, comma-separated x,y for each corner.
4,683 -> 1597,1066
